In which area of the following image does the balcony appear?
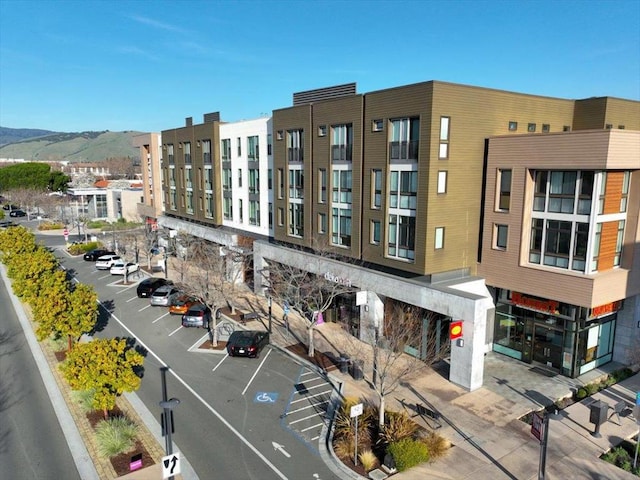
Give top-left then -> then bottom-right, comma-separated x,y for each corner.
389,140 -> 419,161
331,144 -> 352,162
288,147 -> 304,163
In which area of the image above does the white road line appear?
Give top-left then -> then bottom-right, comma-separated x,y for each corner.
126,296 -> 138,303
212,355 -> 228,372
96,301 -> 288,480
288,410 -> 328,425
117,284 -> 138,294
168,325 -> 183,337
300,422 -> 324,433
99,274 -> 111,280
286,400 -> 329,417
153,312 -> 170,323
188,332 -> 211,351
138,304 -> 151,312
291,390 -> 333,404
241,349 -> 272,396
294,382 -> 331,393
300,371 -> 316,377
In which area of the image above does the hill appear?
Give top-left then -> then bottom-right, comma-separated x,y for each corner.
0,127 -> 58,146
0,127 -> 145,163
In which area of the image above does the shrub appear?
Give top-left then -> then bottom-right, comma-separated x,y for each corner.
46,334 -> 67,352
378,410 -> 418,446
38,222 -> 64,231
575,388 -> 587,400
388,438 -> 429,472
67,241 -> 101,255
87,220 -> 107,229
359,449 -> 378,471
585,382 -> 600,396
420,431 -> 451,460
334,397 -> 373,445
95,416 -> 138,458
333,435 -> 355,460
71,389 -> 96,413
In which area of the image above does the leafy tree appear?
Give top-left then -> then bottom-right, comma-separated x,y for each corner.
58,283 -> 99,351
0,225 -> 38,260
60,338 -> 144,419
0,162 -> 69,192
32,270 -> 71,341
8,247 -> 60,302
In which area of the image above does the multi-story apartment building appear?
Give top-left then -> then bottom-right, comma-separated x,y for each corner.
156,113 -> 272,282
133,132 -> 163,231
251,81 -> 639,391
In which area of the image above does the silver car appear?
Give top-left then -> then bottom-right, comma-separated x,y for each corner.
150,285 -> 180,307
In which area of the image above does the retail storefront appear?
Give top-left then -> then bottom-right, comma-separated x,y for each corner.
493,289 -> 620,377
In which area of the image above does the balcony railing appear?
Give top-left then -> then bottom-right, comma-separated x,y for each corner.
288,147 -> 304,163
203,152 -> 212,164
389,140 -> 419,161
331,144 -> 352,162
184,154 -> 192,164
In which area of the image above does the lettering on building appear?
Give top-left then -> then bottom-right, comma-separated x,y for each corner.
511,292 -> 559,314
324,272 -> 352,288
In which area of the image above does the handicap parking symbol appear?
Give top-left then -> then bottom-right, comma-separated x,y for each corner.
254,392 -> 278,403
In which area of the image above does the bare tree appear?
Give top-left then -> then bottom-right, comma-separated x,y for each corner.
265,243 -> 356,357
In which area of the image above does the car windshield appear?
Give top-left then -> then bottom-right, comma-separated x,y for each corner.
186,309 -> 204,317
232,334 -> 256,347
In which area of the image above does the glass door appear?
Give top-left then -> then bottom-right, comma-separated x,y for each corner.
533,324 -> 563,370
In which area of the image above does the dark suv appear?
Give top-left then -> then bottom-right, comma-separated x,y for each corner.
83,249 -> 116,261
136,278 -> 173,298
226,331 -> 270,358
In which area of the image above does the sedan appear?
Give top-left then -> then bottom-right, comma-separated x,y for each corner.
169,294 -> 199,315
110,262 -> 139,275
182,304 -> 211,328
150,285 -> 181,307
83,249 -> 115,261
226,331 -> 270,358
9,210 -> 26,217
95,255 -> 122,270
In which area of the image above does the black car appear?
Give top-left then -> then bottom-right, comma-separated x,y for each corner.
9,210 -> 26,217
83,249 -> 116,261
181,304 -> 211,328
136,277 -> 173,298
226,331 -> 270,358
2,204 -> 19,211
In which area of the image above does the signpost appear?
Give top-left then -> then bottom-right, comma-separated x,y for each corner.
63,227 -> 69,242
531,412 -> 549,480
350,403 -> 364,466
634,392 -> 640,469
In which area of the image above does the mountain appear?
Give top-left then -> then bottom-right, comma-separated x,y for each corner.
0,127 -> 144,163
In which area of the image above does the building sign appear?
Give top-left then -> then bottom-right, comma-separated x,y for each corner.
589,301 -> 622,319
324,271 -> 352,288
449,321 -> 463,340
511,292 -> 559,314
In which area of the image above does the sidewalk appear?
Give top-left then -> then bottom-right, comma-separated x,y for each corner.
225,289 -> 639,480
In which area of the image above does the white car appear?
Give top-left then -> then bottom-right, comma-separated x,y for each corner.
95,255 -> 122,270
110,262 -> 139,275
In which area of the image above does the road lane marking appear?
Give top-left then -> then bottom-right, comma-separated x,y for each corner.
300,422 -> 324,433
285,401 -> 330,417
290,390 -> 333,404
212,354 -> 228,372
288,411 -> 328,425
99,274 -> 112,280
241,349 -> 272,396
153,312 -> 170,323
126,296 -> 139,302
138,304 -> 151,312
96,301 -> 288,480
168,325 -> 183,337
293,382 -> 331,394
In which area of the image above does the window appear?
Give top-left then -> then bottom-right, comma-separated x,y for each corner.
508,121 -> 518,131
238,199 -> 243,222
202,139 -> 212,164
544,220 -> 572,268
591,223 -> 602,271
527,123 -> 536,132
389,117 -> 419,161
439,116 -> 450,159
318,168 -> 327,203
549,171 -> 576,213
288,168 -> 304,199
318,213 -> 327,234
372,119 -> 383,132
371,220 -> 381,244
268,168 -> 273,190
498,169 -> 512,210
247,135 -> 259,160
170,190 -> 177,210
332,169 -> 352,204
621,171 -> 630,212
529,219 -> 543,264
223,197 -> 232,220
331,208 -> 351,246
184,142 -> 192,164
495,224 -> 508,249
185,167 -> 193,189
169,166 -> 176,187
437,171 -> 447,194
276,130 -> 283,140
222,168 -> 232,191
247,168 -> 259,194
563,125 -> 571,132
318,125 -> 327,137
221,139 -> 231,160
167,144 -> 175,164
434,227 -> 444,249
237,169 -> 242,188
205,193 -> 213,218
605,124 -> 613,129
268,203 -> 273,228
542,124 -> 550,133
237,137 -> 242,157
267,133 -> 273,155
204,167 -> 213,191
277,207 -> 284,226
388,214 -> 415,260
618,125 -> 625,129
372,169 -> 382,208
287,129 -> 304,163
389,170 -> 418,210
614,220 -> 625,267
277,168 -> 284,199
186,190 -> 194,214
573,223 -> 588,271
331,124 -> 353,162
288,203 -> 304,237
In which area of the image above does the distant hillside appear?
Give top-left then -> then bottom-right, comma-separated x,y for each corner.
0,127 -> 144,163
0,127 -> 58,146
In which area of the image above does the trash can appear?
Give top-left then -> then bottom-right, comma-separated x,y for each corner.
589,400 -> 608,438
351,359 -> 364,381
339,355 -> 350,374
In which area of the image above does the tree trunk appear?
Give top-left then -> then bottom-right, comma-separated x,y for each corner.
67,334 -> 73,353
378,392 -> 385,428
308,325 -> 315,357
103,408 -> 109,420
211,313 -> 218,347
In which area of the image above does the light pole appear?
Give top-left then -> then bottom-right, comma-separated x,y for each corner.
268,295 -> 272,334
159,397 -> 180,480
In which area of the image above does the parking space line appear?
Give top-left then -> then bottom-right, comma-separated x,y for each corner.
288,406 -> 329,424
152,312 -> 170,323
168,325 -> 183,337
291,390 -> 332,404
293,382 -> 331,394
126,296 -> 138,302
138,304 -> 151,312
300,371 -> 316,377
117,284 -> 138,294
98,274 -> 111,280
241,349 -> 272,396
285,400 -> 330,417
212,355 -> 228,372
300,422 -> 325,433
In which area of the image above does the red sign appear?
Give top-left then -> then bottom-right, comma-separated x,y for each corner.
512,292 -> 559,314
531,412 -> 544,442
449,321 -> 463,340
590,301 -> 622,319
63,228 -> 69,236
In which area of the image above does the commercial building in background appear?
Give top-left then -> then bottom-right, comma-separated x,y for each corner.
133,132 -> 163,233
138,80 -> 639,391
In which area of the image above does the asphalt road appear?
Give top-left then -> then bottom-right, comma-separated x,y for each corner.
0,266 -> 82,480
38,231 -> 344,480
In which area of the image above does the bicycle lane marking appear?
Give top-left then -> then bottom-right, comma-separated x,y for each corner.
98,300 -> 288,480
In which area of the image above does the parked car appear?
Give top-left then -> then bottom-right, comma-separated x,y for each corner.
9,210 -> 26,217
95,255 -> 122,270
169,294 -> 199,315
137,277 -> 173,298
226,331 -> 270,358
2,204 -> 19,211
150,285 -> 181,307
110,262 -> 139,275
83,249 -> 115,261
181,304 -> 212,328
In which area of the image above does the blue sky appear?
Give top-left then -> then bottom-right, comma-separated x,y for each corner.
1,0 -> 638,133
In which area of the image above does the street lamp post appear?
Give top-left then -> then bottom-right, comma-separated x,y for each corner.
159,397 -> 180,480
268,296 -> 272,334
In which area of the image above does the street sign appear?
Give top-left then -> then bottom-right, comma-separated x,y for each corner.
350,403 -> 363,418
63,228 -> 69,236
162,453 -> 181,479
636,391 -> 640,406
531,412 -> 544,442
